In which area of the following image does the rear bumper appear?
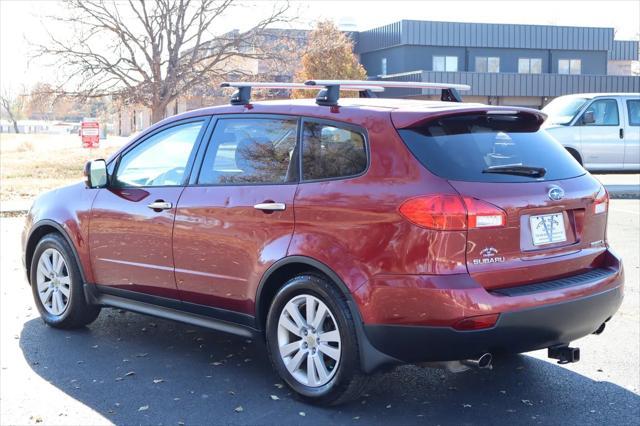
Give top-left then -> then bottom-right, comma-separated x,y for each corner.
363,284 -> 622,363
355,249 -> 624,365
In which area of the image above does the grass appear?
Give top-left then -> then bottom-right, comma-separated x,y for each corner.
1,133 -> 126,202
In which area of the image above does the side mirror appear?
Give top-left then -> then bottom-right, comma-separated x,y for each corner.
582,110 -> 595,125
84,159 -> 108,188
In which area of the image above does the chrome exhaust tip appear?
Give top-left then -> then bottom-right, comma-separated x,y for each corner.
461,353 -> 493,370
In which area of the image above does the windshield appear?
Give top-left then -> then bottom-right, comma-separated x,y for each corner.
397,114 -> 585,183
542,97 -> 589,125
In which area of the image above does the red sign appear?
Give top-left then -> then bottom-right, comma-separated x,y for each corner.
81,120 -> 100,148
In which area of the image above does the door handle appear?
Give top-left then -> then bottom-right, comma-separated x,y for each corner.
254,202 -> 286,211
620,128 -> 624,139
147,200 -> 173,211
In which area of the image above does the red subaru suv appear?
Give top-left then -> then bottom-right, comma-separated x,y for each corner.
22,80 -> 623,405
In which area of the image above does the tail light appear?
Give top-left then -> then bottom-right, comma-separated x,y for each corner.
593,187 -> 608,215
399,194 -> 506,230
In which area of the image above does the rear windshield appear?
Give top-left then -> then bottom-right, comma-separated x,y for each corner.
397,114 -> 585,183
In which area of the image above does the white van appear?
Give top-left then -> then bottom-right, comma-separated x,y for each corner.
542,93 -> 640,171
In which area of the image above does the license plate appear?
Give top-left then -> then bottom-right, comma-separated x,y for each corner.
529,213 -> 567,246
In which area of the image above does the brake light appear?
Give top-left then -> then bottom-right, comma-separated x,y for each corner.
398,195 -> 467,230
452,313 -> 500,330
399,195 -> 506,230
593,187 -> 608,215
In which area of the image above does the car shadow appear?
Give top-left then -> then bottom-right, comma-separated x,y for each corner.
20,309 -> 640,425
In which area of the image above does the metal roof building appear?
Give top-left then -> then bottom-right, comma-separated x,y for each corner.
354,20 -> 639,107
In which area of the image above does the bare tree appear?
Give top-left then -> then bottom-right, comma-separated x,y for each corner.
34,0 -> 292,123
0,91 -> 24,133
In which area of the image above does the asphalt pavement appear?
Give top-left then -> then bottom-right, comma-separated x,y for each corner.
1,200 -> 639,425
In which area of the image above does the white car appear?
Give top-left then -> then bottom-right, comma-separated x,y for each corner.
542,93 -> 640,171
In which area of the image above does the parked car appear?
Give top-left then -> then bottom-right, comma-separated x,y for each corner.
542,93 -> 640,171
22,81 -> 623,405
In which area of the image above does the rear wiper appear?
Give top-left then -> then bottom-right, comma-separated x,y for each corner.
482,164 -> 547,177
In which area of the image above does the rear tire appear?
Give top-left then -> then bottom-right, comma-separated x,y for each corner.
30,233 -> 101,329
266,274 -> 368,405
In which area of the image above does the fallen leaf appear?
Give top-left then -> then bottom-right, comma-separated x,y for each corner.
228,390 -> 235,395
274,383 -> 284,389
135,353 -> 149,358
210,362 -> 222,366
521,399 -> 533,406
386,404 -> 391,409
270,395 -> 280,400
91,345 -> 98,349
138,405 -> 149,412
463,404 -> 472,408
299,412 -> 306,417
353,416 -> 360,420
124,371 -> 135,377
499,390 -> 507,394
234,406 -> 244,413
115,377 -> 123,381
153,379 -> 164,384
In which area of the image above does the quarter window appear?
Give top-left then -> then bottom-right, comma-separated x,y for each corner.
198,118 -> 298,185
115,121 -> 204,187
627,100 -> 640,126
582,99 -> 619,126
302,122 -> 367,181
559,59 -> 581,75
433,55 -> 458,72
476,56 -> 500,73
381,57 -> 387,75
518,58 -> 542,74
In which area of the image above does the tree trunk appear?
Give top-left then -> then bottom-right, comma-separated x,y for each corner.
150,104 -> 166,124
11,118 -> 19,134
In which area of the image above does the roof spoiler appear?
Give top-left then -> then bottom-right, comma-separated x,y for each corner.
392,107 -> 547,131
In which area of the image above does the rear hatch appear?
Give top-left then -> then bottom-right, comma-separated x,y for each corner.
394,108 -> 609,290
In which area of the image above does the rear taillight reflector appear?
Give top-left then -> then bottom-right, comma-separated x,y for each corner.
399,194 -> 506,230
463,197 -> 507,228
593,187 -> 608,215
452,313 -> 500,330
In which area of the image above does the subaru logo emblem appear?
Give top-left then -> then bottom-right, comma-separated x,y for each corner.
548,186 -> 564,201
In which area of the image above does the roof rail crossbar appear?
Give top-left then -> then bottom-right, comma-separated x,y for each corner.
305,79 -> 471,105
220,82 -> 383,105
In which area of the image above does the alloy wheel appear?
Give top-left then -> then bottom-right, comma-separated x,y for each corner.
277,294 -> 342,387
36,248 -> 71,316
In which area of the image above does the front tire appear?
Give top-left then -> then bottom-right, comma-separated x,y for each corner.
30,233 -> 101,329
266,274 -> 368,405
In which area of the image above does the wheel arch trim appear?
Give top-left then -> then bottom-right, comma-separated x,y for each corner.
26,219 -> 88,286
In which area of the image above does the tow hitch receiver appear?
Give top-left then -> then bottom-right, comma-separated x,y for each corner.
548,346 -> 580,364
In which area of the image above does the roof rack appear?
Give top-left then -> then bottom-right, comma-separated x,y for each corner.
220,82 -> 384,106
304,80 -> 471,105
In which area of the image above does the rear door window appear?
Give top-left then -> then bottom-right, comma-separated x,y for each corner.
198,118 -> 298,185
627,100 -> 640,126
301,121 -> 367,181
397,114 -> 585,183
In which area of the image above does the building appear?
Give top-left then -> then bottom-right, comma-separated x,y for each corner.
355,20 -> 639,108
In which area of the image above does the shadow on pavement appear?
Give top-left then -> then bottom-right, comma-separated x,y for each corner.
20,309 -> 640,425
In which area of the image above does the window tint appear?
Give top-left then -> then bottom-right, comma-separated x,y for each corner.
115,121 -> 203,187
198,118 -> 297,185
302,122 -> 367,181
397,114 -> 585,183
627,100 -> 640,126
583,99 -> 619,126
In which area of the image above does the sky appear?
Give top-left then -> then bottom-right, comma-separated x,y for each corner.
1,0 -> 639,93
